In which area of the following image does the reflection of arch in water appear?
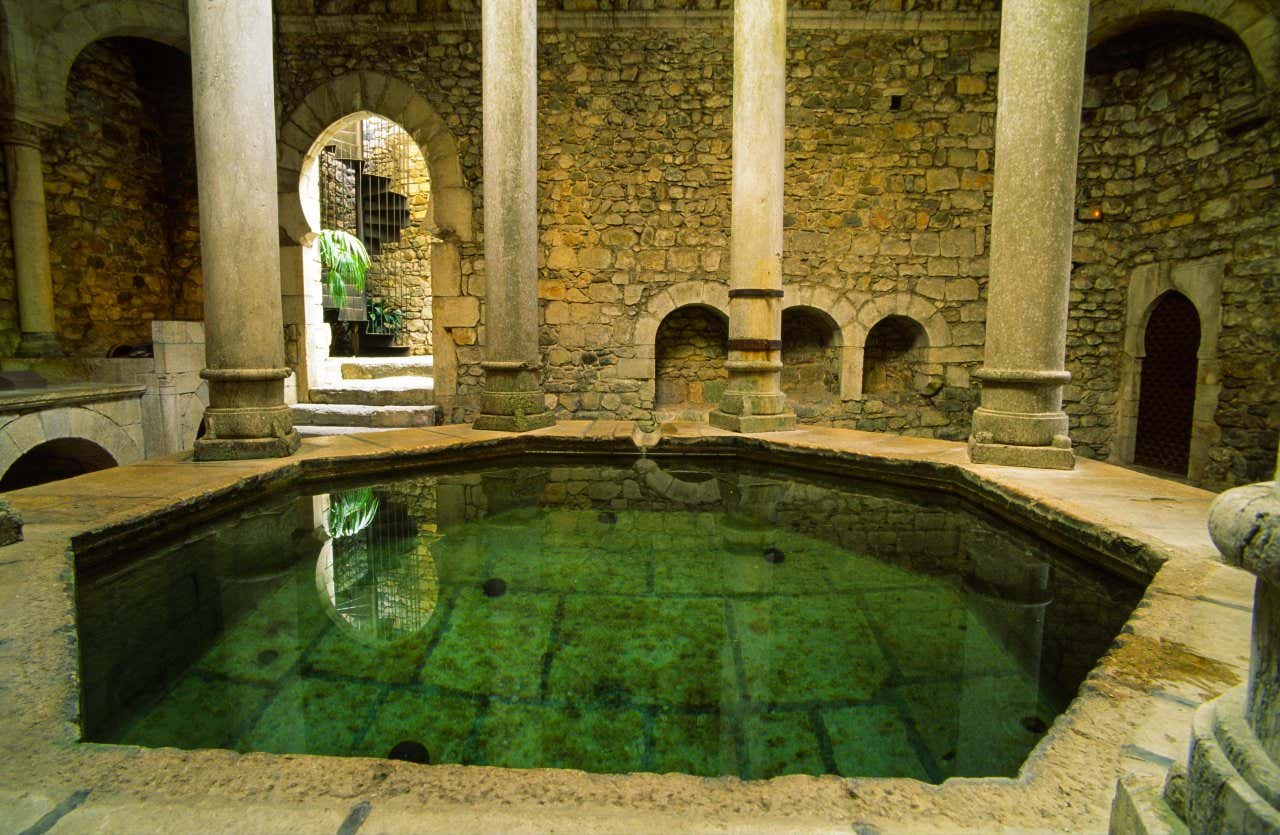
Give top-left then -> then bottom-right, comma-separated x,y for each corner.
632,458 -> 722,506
314,491 -> 439,645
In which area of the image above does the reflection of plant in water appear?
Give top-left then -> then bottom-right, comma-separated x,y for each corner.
327,487 -> 379,539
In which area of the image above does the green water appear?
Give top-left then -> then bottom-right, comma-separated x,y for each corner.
78,460 -> 1135,781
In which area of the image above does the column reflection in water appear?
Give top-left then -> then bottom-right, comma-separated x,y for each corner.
955,531 -> 1053,776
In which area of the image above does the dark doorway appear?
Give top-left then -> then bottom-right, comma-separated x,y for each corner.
1134,292 -> 1201,475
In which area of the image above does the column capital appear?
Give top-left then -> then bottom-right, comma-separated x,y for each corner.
0,118 -> 48,149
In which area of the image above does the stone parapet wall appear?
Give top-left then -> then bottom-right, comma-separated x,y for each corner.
1072,26 -> 1280,489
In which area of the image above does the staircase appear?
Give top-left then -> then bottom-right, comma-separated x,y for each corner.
292,356 -> 438,437
334,159 -> 412,256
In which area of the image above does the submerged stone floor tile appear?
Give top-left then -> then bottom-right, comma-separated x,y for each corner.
475,701 -> 646,773
549,595 -> 730,708
744,710 -> 826,779
242,676 -> 382,756
734,597 -> 891,704
823,704 -> 930,780
116,675 -> 273,751
420,588 -> 557,699
894,673 -> 1056,779
863,586 -> 1022,680
650,711 -> 737,777
354,688 -> 479,764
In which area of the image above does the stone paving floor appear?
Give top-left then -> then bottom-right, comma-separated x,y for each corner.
0,421 -> 1255,833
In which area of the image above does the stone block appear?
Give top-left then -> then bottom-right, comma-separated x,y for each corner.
911,232 -> 940,256
940,229 -> 976,258
946,278 -> 981,302
437,296 -> 480,327
916,278 -> 946,299
617,358 -> 651,379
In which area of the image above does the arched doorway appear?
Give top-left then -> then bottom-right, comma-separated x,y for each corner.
310,113 -> 433,359
0,437 -> 116,490
1134,292 -> 1201,475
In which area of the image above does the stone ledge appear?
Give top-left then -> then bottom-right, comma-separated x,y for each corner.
277,10 -> 1000,35
0,383 -> 147,416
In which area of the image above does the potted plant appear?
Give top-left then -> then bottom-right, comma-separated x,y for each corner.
362,297 -> 406,344
317,228 -> 370,312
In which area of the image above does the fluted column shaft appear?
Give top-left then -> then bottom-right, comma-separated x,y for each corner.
473,0 -> 553,432
2,121 -> 61,357
709,0 -> 794,433
188,0 -> 298,460
968,0 -> 1088,470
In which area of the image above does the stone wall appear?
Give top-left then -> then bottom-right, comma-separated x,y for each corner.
276,13 -> 997,431
43,38 -> 201,358
1072,26 -> 1280,489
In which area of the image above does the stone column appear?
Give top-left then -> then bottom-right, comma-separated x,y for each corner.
1172,475 -> 1280,832
709,0 -> 794,433
188,0 -> 299,460
473,0 -> 553,432
2,120 -> 61,357
967,0 -> 1088,469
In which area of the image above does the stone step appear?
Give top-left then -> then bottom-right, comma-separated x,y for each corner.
291,402 -> 438,428
295,425 -> 410,437
340,356 -> 434,380
307,376 -> 434,407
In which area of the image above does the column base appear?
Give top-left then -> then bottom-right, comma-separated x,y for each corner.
16,331 -> 62,358
708,409 -> 796,433
473,362 -> 555,433
968,438 -> 1075,470
194,401 -> 300,461
194,430 -> 300,461
1184,685 -> 1280,833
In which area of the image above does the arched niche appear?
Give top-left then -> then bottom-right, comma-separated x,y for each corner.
781,306 -> 841,406
862,316 -> 929,396
1087,1 -> 1280,91
653,304 -> 729,418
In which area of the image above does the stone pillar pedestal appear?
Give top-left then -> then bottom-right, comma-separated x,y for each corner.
967,0 -> 1088,470
1177,480 -> 1280,832
188,0 -> 298,460
2,120 -> 61,357
709,0 -> 794,434
473,0 -> 553,433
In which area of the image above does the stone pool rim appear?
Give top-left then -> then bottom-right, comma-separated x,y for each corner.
0,421 -> 1253,833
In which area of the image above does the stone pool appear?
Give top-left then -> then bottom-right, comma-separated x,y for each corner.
0,422 -> 1255,832
78,459 -> 1137,782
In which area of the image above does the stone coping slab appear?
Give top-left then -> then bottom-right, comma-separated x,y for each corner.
0,421 -> 1254,833
0,383 -> 147,416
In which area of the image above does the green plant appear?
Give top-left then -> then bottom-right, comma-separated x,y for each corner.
364,297 -> 406,336
317,229 -> 370,310
327,487 -> 379,539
